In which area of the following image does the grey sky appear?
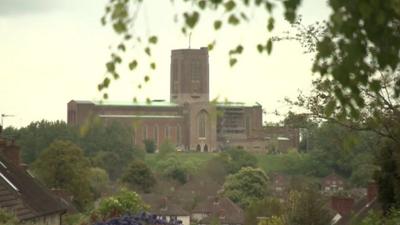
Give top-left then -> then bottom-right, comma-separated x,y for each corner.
0,0 -> 330,128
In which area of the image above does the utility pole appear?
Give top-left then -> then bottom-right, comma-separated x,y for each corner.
1,114 -> 15,128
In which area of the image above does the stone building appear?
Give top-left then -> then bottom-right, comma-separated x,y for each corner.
68,47 -> 299,152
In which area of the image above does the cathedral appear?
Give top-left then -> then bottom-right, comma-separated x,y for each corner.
67,47 -> 299,152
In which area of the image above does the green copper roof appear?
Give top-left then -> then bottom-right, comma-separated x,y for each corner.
98,114 -> 183,119
215,101 -> 261,107
91,100 -> 179,107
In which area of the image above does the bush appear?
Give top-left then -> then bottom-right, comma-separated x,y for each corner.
92,189 -> 148,222
143,139 -> 156,153
93,213 -> 182,225
122,160 -> 156,193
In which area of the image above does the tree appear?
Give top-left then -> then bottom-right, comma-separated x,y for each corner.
221,147 -> 258,174
4,120 -> 78,163
143,139 -> 156,153
100,0 -> 400,117
121,160 -> 156,193
223,167 -> 269,208
306,122 -> 378,181
375,140 -> 400,213
0,208 -> 18,225
33,140 -> 92,210
155,154 -> 189,184
92,189 -> 149,222
359,209 -> 400,225
88,167 -> 110,198
258,216 -> 285,225
285,190 -> 331,225
158,140 -> 175,157
245,197 -> 284,225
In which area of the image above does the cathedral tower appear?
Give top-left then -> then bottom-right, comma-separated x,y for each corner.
170,47 -> 209,103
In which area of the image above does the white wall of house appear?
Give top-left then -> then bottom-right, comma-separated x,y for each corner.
192,213 -> 207,222
161,215 -> 190,225
31,213 -> 61,225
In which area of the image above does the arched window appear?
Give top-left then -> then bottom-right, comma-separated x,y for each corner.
203,144 -> 208,152
198,112 -> 207,138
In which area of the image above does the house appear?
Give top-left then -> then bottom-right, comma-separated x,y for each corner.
0,134 -> 67,224
141,194 -> 190,225
171,177 -> 222,210
322,172 -> 346,194
331,182 -> 381,225
270,173 -> 288,193
192,196 -> 245,225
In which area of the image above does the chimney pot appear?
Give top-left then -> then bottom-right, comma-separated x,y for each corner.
367,182 -> 378,202
330,196 -> 354,216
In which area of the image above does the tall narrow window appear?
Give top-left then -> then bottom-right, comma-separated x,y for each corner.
191,61 -> 201,81
143,126 -> 148,140
153,126 -> 159,146
177,125 -> 181,144
198,112 -> 206,138
164,126 -> 169,139
245,116 -> 250,136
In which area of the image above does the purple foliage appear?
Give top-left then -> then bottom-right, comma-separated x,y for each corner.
93,212 -> 182,225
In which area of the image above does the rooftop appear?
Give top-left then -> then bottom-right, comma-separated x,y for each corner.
0,154 -> 67,220
72,100 -> 179,107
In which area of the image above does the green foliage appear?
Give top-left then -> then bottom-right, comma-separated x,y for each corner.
223,167 -> 269,208
93,189 -> 148,221
222,147 -> 258,174
122,160 -> 156,193
33,140 -> 92,210
258,216 -> 285,225
88,167 -> 110,198
285,190 -> 331,225
155,154 -> 190,184
308,122 -> 378,182
158,140 -> 175,156
101,0 -> 400,122
375,140 -> 400,213
5,120 -> 78,164
245,197 -> 284,225
81,120 -> 144,179
143,139 -> 156,153
359,209 -> 400,225
7,120 -> 143,181
0,208 -> 18,225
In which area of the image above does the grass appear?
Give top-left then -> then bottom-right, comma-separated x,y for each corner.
144,152 -> 217,171
144,151 -> 311,175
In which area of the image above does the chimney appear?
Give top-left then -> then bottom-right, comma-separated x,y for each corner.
213,196 -> 220,205
367,182 -> 378,202
161,197 -> 168,211
218,209 -> 225,220
0,138 -> 6,150
2,140 -> 21,167
330,196 -> 354,216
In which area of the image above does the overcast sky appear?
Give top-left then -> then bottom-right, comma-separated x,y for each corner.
0,0 -> 330,128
